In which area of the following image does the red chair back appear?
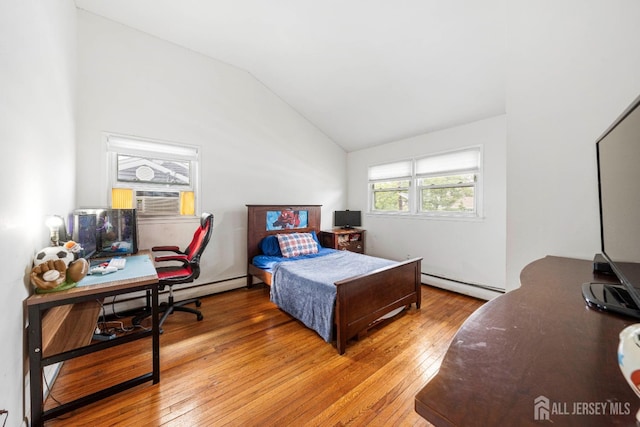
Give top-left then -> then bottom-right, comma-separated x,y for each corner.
184,212 -> 214,263
156,212 -> 213,284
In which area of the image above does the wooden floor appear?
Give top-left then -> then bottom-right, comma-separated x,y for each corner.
45,284 -> 484,426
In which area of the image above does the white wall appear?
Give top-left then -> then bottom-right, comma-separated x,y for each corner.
6,2 -> 640,423
506,1 -> 640,290
0,1 -> 77,425
75,11 -> 347,293
347,116 -> 507,296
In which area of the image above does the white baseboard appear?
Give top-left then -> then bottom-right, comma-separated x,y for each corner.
37,363 -> 62,400
107,277 -> 247,314
423,275 -> 503,301
107,274 -> 502,313
172,277 -> 247,301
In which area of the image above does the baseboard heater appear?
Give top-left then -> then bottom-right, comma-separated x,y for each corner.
102,275 -> 247,316
421,272 -> 504,301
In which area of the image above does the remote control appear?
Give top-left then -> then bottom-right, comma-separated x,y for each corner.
108,257 -> 127,270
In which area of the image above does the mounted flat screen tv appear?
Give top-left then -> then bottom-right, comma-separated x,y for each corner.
582,94 -> 640,318
334,210 -> 361,229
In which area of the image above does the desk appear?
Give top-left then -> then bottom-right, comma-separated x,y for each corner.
27,252 -> 159,427
415,256 -> 639,426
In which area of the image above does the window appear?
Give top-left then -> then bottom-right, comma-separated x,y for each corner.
416,148 -> 480,215
369,160 -> 412,212
368,160 -> 412,213
371,180 -> 411,212
105,133 -> 200,217
368,147 -> 482,218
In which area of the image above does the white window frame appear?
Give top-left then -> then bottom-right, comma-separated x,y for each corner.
367,146 -> 483,219
368,159 -> 414,214
104,132 -> 201,218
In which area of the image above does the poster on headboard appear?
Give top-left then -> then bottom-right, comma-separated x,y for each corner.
266,209 -> 308,231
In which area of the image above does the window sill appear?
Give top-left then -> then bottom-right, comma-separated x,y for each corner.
366,212 -> 485,222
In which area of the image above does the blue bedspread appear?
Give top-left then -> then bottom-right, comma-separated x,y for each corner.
270,251 -> 396,342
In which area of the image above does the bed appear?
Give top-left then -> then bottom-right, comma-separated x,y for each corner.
246,204 -> 422,355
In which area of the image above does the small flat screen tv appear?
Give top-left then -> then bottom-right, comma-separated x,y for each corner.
334,210 -> 361,229
582,94 -> 640,318
72,208 -> 138,259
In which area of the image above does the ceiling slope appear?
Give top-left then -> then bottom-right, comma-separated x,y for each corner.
75,0 -> 506,151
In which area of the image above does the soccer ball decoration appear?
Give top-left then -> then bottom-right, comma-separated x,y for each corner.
34,246 -> 75,267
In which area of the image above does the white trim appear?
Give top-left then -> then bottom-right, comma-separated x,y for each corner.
367,211 -> 485,222
423,275 -> 503,300
106,277 -> 246,314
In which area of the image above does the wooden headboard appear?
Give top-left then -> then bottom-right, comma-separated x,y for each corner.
246,204 -> 322,267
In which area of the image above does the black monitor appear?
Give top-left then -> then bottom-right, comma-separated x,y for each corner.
70,211 -> 97,259
72,208 -> 138,259
582,94 -> 640,318
334,210 -> 361,229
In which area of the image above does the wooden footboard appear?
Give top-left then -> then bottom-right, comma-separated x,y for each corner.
334,257 -> 422,355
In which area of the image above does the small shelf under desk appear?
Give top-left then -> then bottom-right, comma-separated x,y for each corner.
41,301 -> 101,357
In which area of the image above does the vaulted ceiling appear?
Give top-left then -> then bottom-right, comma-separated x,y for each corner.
74,0 -> 506,152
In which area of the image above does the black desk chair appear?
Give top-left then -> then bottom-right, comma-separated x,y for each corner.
133,212 -> 214,331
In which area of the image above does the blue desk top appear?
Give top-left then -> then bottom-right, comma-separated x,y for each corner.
78,254 -> 157,287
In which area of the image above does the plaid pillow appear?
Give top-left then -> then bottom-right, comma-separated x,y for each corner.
276,233 -> 319,258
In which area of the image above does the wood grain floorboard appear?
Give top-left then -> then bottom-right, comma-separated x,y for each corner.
44,284 -> 484,426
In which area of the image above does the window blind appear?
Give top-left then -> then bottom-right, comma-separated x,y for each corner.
368,160 -> 412,181
106,135 -> 199,161
415,148 -> 480,176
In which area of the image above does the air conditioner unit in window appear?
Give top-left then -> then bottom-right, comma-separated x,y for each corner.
135,191 -> 180,215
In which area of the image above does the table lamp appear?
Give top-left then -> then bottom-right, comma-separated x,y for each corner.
45,215 -> 64,246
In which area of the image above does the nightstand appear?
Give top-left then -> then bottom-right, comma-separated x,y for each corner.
319,228 -> 365,254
